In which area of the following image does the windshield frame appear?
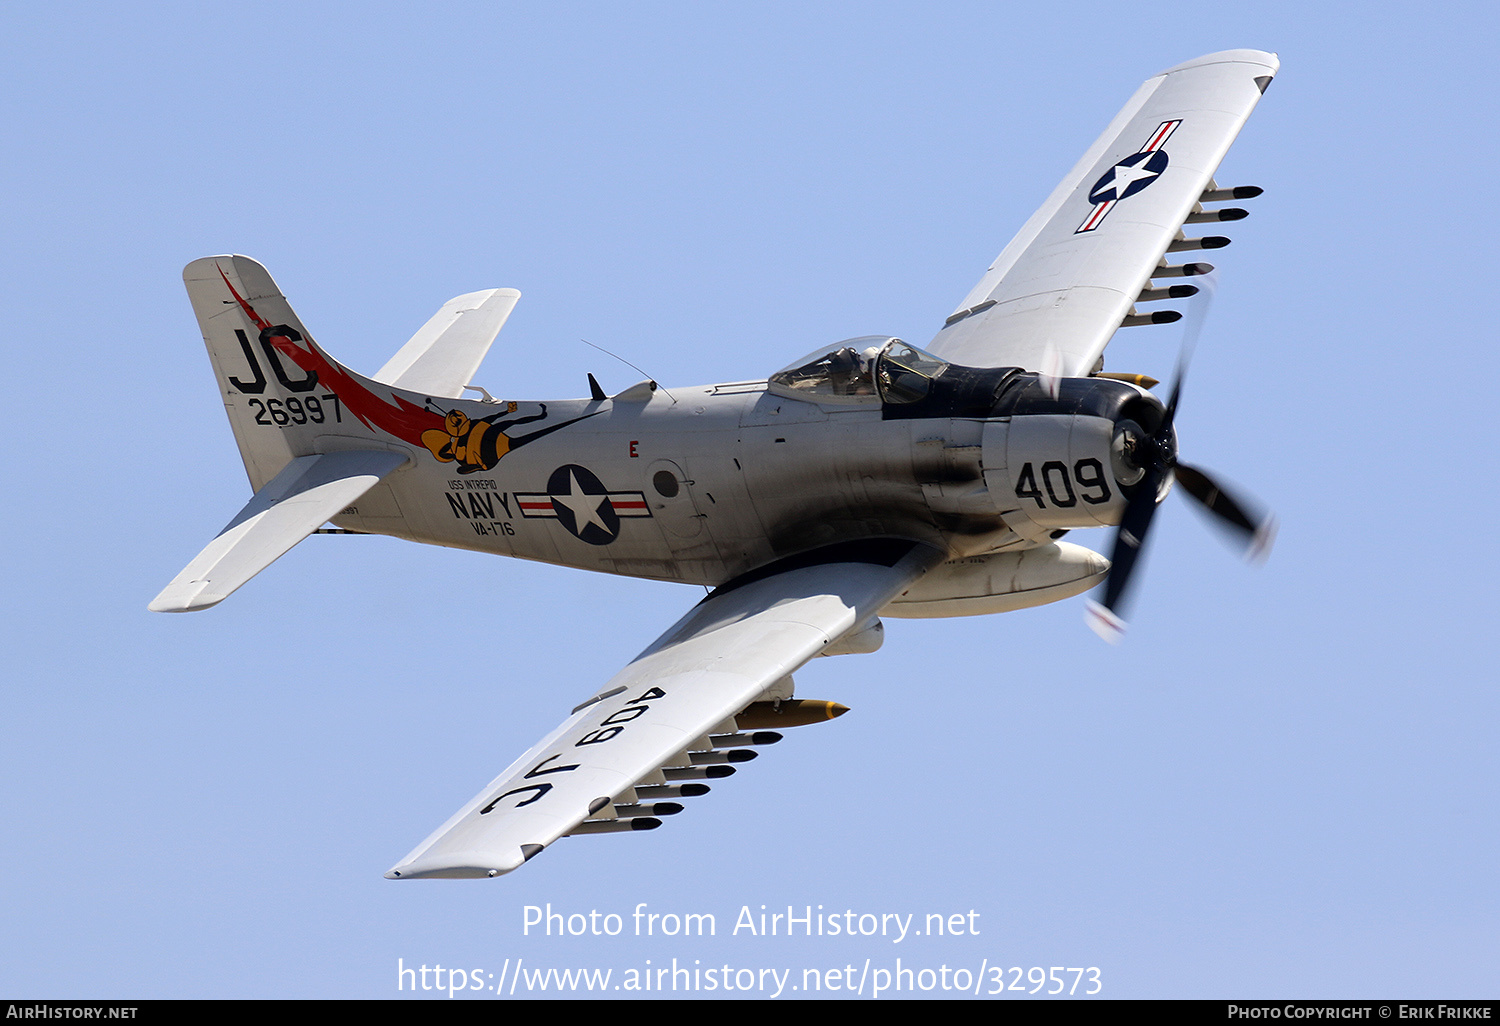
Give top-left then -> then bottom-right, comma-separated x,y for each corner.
765,336 -> 890,405
873,340 -> 949,405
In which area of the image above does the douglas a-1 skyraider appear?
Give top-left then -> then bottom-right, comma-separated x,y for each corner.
154,51 -> 1279,878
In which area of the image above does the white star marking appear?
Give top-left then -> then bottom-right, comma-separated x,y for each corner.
1103,158 -> 1158,200
552,469 -> 611,537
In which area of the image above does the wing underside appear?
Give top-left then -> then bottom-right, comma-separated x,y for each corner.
927,49 -> 1278,375
386,541 -> 943,879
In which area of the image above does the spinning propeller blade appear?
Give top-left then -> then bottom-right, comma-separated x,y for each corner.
1086,281 -> 1275,641
1173,463 -> 1278,562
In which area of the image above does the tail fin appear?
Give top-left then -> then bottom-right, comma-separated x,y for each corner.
161,254 -> 450,613
185,255 -> 345,489
184,255 -> 449,490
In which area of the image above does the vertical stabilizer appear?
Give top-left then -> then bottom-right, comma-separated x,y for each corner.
184,255 -> 349,490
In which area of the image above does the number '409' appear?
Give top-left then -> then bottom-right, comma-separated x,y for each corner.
1014,458 -> 1111,508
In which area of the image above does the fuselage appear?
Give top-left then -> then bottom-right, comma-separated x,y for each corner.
329,359 -> 1167,590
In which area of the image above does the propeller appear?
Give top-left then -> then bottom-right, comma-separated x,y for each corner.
1085,281 -> 1276,642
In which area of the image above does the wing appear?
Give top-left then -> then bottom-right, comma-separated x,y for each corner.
373,288 -> 520,399
928,50 -> 1278,375
149,449 -> 408,612
386,541 -> 943,879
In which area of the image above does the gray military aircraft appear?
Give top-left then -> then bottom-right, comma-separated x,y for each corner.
154,50 -> 1279,878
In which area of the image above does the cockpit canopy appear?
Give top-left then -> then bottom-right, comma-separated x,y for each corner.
768,336 -> 950,405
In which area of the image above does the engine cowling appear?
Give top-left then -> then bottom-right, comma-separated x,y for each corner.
980,375 -> 1171,540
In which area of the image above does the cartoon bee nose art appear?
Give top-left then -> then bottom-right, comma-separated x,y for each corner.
421,403 -> 566,474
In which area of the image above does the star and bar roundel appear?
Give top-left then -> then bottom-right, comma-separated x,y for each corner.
1075,119 -> 1181,234
516,464 -> 652,545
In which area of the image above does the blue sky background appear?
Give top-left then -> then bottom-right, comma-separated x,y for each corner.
3,1 -> 1497,1000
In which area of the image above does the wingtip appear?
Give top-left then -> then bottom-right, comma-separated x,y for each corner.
148,582 -> 218,613
1159,50 -> 1280,77
384,847 -> 528,880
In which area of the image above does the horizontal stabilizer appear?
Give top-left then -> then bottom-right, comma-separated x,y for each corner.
150,449 -> 408,613
374,289 -> 520,399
